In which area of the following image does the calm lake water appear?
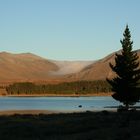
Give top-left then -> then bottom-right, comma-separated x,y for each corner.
0,96 -> 123,111
0,96 -> 139,111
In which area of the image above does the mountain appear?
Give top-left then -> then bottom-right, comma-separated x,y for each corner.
66,49 -> 140,81
0,50 -> 140,83
0,52 -> 58,82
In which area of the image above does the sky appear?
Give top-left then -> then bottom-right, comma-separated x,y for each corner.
0,0 -> 140,60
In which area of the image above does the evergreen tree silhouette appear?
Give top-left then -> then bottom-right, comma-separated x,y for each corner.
107,25 -> 140,109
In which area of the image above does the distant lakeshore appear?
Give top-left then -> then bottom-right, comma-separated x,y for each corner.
0,92 -> 112,97
0,80 -> 112,97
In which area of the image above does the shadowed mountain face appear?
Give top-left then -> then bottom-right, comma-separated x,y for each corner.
0,50 -> 140,83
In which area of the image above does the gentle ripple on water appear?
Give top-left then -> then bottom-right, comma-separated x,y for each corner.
0,96 -> 139,111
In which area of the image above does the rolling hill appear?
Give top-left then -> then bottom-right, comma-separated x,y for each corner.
0,50 -> 140,83
0,52 -> 58,82
66,49 -> 140,81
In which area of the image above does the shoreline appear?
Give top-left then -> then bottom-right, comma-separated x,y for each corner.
0,110 -> 60,115
0,109 -> 116,116
0,109 -> 93,116
0,92 -> 113,97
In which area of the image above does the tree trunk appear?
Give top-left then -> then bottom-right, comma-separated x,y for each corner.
125,103 -> 129,110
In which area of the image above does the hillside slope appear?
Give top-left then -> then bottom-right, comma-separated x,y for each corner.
0,52 -> 58,82
66,50 -> 140,81
0,50 -> 140,83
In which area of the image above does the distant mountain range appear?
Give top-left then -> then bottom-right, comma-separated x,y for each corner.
67,49 -> 140,81
0,50 -> 140,83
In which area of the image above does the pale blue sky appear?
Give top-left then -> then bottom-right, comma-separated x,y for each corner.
0,0 -> 140,60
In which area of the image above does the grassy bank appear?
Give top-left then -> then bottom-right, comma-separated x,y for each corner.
0,111 -> 140,140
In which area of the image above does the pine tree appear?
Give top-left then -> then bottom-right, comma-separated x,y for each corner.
107,25 -> 140,109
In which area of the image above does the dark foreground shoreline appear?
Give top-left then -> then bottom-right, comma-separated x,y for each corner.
0,111 -> 140,140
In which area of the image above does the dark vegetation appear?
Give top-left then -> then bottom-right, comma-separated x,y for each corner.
0,111 -> 140,140
107,25 -> 140,109
6,80 -> 112,95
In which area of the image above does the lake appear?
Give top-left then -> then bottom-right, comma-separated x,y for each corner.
0,96 -> 139,111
